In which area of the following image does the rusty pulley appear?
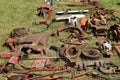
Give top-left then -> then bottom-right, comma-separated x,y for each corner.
65,45 -> 81,59
82,48 -> 102,59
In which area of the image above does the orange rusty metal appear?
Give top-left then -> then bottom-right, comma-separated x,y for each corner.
0,52 -> 14,58
21,33 -> 50,45
113,44 -> 120,56
80,17 -> 88,31
31,56 -> 51,69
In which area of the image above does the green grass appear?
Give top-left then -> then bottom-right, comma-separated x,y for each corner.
0,0 -> 120,80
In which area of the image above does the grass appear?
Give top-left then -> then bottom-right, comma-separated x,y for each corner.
0,0 -> 120,80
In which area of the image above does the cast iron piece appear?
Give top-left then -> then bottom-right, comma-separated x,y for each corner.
82,48 -> 102,59
65,45 -> 81,59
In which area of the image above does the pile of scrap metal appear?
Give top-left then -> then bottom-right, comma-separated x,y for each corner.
87,7 -> 118,37
1,1 -> 120,80
0,32 -> 51,73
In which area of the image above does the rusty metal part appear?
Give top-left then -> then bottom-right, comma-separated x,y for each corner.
65,45 -> 81,59
51,26 -> 88,40
60,38 -> 85,45
110,24 -> 120,40
0,52 -> 14,58
5,37 -> 21,51
99,66 -> 120,74
7,69 -> 70,80
82,48 -> 102,59
36,4 -> 51,17
103,50 -> 113,57
31,56 -> 51,69
10,27 -> 28,38
21,33 -> 50,45
96,40 -> 113,57
65,60 -> 113,70
50,45 -> 71,62
27,69 -> 71,80
50,45 -> 81,59
113,44 -> 120,56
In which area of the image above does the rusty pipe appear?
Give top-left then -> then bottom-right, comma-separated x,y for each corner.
51,26 -> 86,36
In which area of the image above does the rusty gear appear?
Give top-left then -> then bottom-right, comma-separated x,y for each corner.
82,48 -> 102,59
65,45 -> 81,59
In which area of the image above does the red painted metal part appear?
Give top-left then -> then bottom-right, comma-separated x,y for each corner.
39,10 -> 53,24
38,4 -> 51,10
31,56 -> 51,69
8,56 -> 19,64
0,52 -> 14,58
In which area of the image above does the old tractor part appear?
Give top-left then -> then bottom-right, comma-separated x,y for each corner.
31,56 -> 51,69
50,45 -> 71,62
51,26 -> 88,39
82,48 -> 102,59
93,26 -> 107,36
20,44 -> 45,55
65,60 -> 113,70
36,4 -> 53,24
36,4 -> 51,17
88,18 -> 107,36
10,27 -> 28,38
39,10 -> 53,24
55,14 -> 85,24
98,66 -> 120,74
80,17 -> 88,31
56,9 -> 89,15
0,52 -> 14,58
50,45 -> 81,59
21,33 -> 50,45
65,45 -> 81,59
113,44 -> 120,56
96,40 -> 113,57
110,24 -> 120,40
5,37 -> 21,51
27,69 -> 71,80
7,73 -> 65,80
